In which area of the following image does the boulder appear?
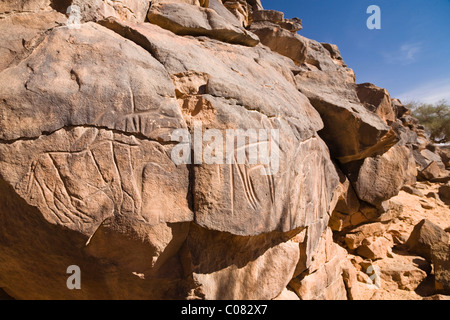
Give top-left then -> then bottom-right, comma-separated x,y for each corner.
401,185 -> 424,197
251,9 -> 302,31
344,222 -> 387,250
431,242 -> 450,294
187,224 -> 300,300
0,10 -> 198,301
420,149 -> 446,170
406,219 -> 449,262
249,21 -> 307,64
437,148 -> 450,168
439,182 -> 450,204
290,237 -> 348,300
375,256 -> 429,291
391,120 -> 418,147
344,144 -> 417,206
392,99 -> 410,118
419,161 -> 445,181
356,236 -> 393,260
376,199 -> 404,223
147,2 -> 260,46
294,39 -> 398,164
278,18 -> 302,32
208,0 -> 243,25
0,175 -> 191,299
356,83 -> 396,124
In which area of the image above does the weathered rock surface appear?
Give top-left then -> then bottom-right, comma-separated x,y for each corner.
0,4 -> 343,299
52,0 -> 150,23
98,18 -> 338,237
0,0 -> 448,301
432,242 -> 450,294
147,2 -> 260,46
0,10 -> 66,73
0,22 -> 186,142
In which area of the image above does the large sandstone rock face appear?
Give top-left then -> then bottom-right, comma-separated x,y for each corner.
0,1 -> 343,300
1,0 -> 444,300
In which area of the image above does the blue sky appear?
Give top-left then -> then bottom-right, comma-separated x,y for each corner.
262,0 -> 450,104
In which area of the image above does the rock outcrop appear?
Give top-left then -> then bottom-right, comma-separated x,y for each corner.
0,0 -> 448,300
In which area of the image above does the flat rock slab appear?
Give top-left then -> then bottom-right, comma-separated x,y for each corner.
148,2 -> 260,46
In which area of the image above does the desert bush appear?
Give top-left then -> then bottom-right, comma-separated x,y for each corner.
408,100 -> 450,143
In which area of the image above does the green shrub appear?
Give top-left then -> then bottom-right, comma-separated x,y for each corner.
408,100 -> 450,143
